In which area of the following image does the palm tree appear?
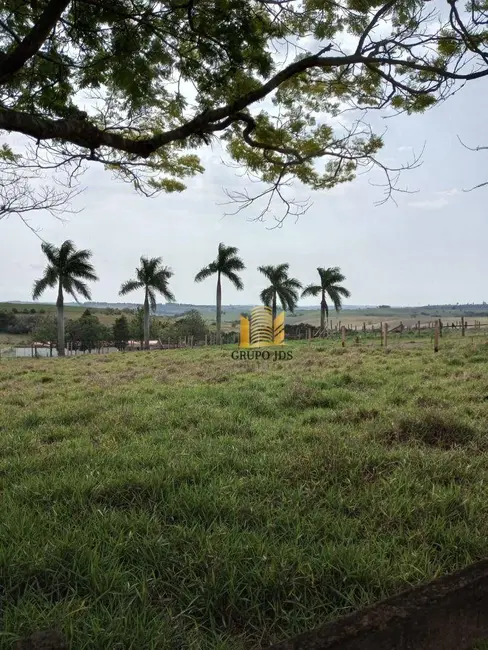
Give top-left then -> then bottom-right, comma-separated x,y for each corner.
32,240 -> 98,357
258,263 -> 302,321
194,243 -> 245,345
119,257 -> 175,350
301,267 -> 351,334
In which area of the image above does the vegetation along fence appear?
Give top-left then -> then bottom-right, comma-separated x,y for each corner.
2,318 -> 488,359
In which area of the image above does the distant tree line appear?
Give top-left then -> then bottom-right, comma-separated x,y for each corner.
0,308 -> 217,353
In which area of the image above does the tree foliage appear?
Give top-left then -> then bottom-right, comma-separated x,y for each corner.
195,243 -> 245,290
2,0 -> 488,221
120,257 -> 175,311
302,267 -> 351,318
113,314 -> 130,350
128,306 -> 161,343
172,309 -> 208,340
32,312 -> 57,343
32,240 -> 98,303
67,309 -> 111,351
259,263 -> 302,313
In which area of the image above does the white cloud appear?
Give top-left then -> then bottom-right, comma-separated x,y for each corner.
408,197 -> 449,210
434,188 -> 459,197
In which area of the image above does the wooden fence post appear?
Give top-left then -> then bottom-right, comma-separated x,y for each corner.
417,320 -> 421,337
434,319 -> 440,352
383,322 -> 388,349
461,316 -> 465,337
363,322 -> 366,333
341,325 -> 346,347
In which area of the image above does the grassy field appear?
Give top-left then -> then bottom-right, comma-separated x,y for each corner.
2,336 -> 488,648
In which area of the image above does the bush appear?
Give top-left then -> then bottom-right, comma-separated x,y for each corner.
67,310 -> 111,351
32,314 -> 57,345
5,314 -> 39,335
113,315 -> 130,350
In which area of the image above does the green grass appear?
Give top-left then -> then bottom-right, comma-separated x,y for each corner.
2,336 -> 488,648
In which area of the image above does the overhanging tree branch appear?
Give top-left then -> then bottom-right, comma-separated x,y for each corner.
1,44 -> 488,157
0,0 -> 71,84
0,0 -> 487,219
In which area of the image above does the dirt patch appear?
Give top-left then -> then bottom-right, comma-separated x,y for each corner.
382,412 -> 476,449
14,629 -> 67,650
284,382 -> 352,409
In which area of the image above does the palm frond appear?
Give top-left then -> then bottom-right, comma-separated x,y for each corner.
318,266 -> 347,288
260,287 -> 274,307
69,278 -> 92,302
146,256 -> 161,278
40,242 -> 58,265
301,284 -> 321,298
282,277 -> 302,291
148,287 -> 157,312
258,265 -> 274,280
59,240 -> 76,265
156,283 -> 176,303
32,271 -> 56,300
327,285 -> 351,312
152,267 -> 174,284
217,243 -> 239,263
66,261 -> 98,282
138,256 -> 161,284
274,263 -> 290,278
280,286 -> 300,309
62,277 -> 79,303
224,270 -> 244,291
332,285 -> 351,299
195,264 -> 216,282
119,279 -> 143,296
225,256 -> 245,272
68,249 -> 93,264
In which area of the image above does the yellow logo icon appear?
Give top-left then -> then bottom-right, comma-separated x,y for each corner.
239,306 -> 285,348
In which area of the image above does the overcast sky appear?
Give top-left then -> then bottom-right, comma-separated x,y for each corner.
1,77 -> 487,307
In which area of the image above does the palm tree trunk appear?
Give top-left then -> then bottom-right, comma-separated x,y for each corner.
56,280 -> 65,357
143,289 -> 150,350
320,292 -> 326,336
272,291 -> 277,323
216,272 -> 222,345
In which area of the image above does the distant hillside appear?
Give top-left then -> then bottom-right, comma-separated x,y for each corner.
3,300 -> 488,313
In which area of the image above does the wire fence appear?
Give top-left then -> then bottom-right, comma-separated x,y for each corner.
1,318 -> 487,359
